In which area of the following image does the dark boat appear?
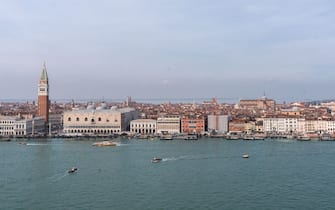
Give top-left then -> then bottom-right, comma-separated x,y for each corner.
151,157 -> 162,163
68,167 -> 78,173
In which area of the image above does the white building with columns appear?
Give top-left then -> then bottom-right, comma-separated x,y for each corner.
130,119 -> 157,134
0,116 -> 45,137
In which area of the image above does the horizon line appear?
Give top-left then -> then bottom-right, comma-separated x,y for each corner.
0,97 -> 334,104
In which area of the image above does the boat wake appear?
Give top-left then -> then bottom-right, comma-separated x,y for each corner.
47,172 -> 69,182
161,154 -> 234,162
162,155 -> 189,162
26,143 -> 50,146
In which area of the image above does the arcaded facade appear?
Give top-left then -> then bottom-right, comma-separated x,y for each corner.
63,107 -> 139,135
130,119 -> 157,134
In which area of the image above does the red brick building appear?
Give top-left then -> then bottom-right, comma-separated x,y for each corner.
181,116 -> 205,134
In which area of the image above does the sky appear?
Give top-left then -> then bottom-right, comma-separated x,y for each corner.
1,0 -> 335,103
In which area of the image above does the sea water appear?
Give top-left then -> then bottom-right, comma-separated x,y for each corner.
1,138 -> 335,210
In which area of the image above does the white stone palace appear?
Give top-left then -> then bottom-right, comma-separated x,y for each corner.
63,105 -> 139,135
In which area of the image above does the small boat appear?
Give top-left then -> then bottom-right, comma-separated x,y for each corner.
243,135 -> 254,140
18,142 -> 27,145
151,157 -> 162,163
160,135 -> 173,140
242,154 -> 249,158
68,167 -> 78,173
92,141 -> 117,147
297,135 -> 311,141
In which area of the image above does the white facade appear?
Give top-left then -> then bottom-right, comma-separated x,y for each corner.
0,116 -> 45,136
156,116 -> 181,134
63,106 -> 139,135
327,121 -> 335,133
263,118 -> 335,134
130,119 -> 157,134
305,120 -> 329,134
263,118 -> 305,134
207,115 -> 229,133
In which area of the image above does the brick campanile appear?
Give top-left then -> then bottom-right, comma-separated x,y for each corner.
38,62 -> 49,123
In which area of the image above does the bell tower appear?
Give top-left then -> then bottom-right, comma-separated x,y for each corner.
38,62 -> 49,123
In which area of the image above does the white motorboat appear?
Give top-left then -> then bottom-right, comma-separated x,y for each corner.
242,154 -> 249,158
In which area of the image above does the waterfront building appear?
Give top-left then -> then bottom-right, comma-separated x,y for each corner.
228,120 -> 246,133
0,116 -> 45,136
255,119 -> 264,132
156,116 -> 181,134
49,114 -> 63,134
245,121 -> 257,133
181,116 -> 205,134
130,119 -> 157,134
327,121 -> 335,133
263,117 -> 305,134
239,97 -> 276,110
63,105 -> 139,135
207,115 -> 229,133
305,119 -> 328,134
37,62 -> 50,123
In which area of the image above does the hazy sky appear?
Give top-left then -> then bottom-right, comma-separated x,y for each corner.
1,0 -> 335,102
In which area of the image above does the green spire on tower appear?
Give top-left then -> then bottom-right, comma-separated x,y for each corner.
40,62 -> 48,81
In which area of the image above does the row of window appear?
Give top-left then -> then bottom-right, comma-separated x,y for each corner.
16,131 -> 25,135
65,129 -> 120,134
16,124 -> 25,129
0,132 -> 14,135
67,117 -> 118,123
0,127 -> 14,130
131,124 -> 156,128
67,125 -> 121,129
131,129 -> 156,134
183,121 -> 203,124
0,121 -> 15,124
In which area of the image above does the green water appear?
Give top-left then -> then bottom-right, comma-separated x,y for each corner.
1,138 -> 335,210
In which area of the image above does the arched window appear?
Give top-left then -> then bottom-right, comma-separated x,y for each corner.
98,117 -> 102,122
85,117 -> 88,122
76,117 -> 80,122
91,119 -> 95,123
68,117 -> 71,122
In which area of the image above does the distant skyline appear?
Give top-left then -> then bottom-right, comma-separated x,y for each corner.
1,0 -> 335,102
